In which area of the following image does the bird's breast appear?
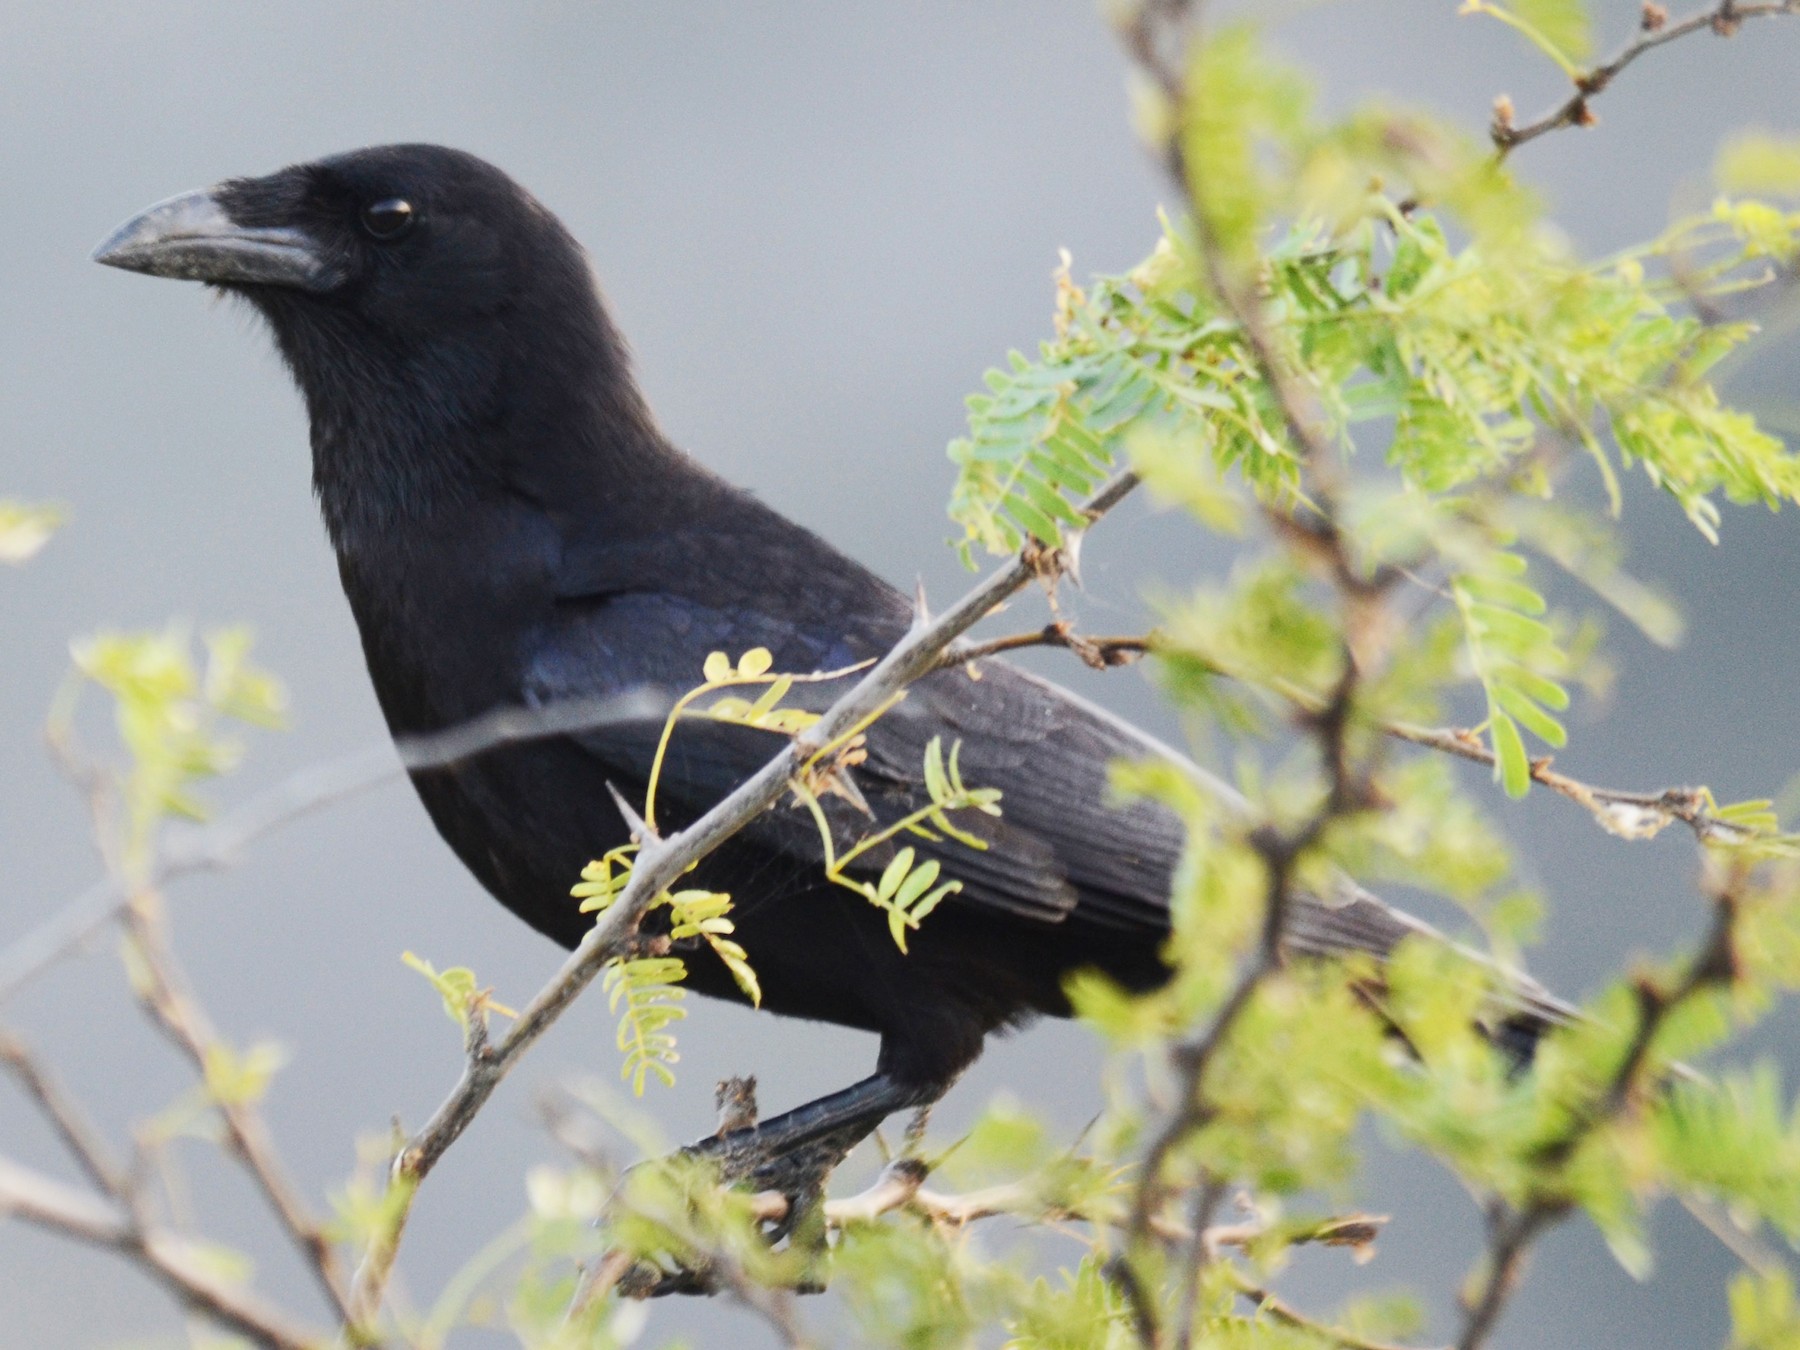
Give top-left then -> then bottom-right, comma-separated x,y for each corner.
333,499 -> 560,737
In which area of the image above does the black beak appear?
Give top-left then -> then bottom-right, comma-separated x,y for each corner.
93,188 -> 336,291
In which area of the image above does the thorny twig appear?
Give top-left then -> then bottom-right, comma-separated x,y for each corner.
1,476 -> 1141,1342
944,621 -> 1153,670
1486,0 -> 1800,155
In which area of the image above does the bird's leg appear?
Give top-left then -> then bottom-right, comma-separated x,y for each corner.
684,1070 -> 948,1187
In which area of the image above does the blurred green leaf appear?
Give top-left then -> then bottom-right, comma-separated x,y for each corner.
1719,132 -> 1800,200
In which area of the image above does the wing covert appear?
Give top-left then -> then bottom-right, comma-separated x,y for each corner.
523,585 -> 1182,933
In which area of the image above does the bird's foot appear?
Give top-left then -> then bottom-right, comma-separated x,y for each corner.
604,1077 -> 865,1300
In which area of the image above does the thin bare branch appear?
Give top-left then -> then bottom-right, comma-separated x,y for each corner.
116,888 -> 359,1336
1489,0 -> 1800,155
1387,721 -> 1760,845
0,1029 -> 130,1200
744,1161 -> 1389,1256
1228,1267 -> 1444,1350
941,614 -> 1765,856
0,1155 -> 327,1350
1454,1202 -> 1559,1350
1148,627 -> 1768,849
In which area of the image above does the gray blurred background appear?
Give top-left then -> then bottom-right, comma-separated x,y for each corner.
2,2 -> 1796,1345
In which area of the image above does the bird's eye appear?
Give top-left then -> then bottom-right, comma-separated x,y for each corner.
360,198 -> 415,241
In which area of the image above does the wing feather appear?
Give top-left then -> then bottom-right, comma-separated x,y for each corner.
525,582 -> 1181,931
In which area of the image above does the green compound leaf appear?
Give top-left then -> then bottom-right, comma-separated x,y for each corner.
604,955 -> 687,1096
1449,554 -> 1571,797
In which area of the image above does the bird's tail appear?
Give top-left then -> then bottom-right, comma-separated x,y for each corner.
1284,880 -> 1578,1064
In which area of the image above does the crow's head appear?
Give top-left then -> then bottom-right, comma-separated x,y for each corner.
96,145 -> 652,546
94,144 -> 588,336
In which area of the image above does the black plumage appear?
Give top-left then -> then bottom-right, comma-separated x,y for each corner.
94,145 -> 1536,1163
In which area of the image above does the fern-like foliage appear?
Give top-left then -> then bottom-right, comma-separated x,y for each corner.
572,847 -> 694,1095
947,246 -> 1298,565
951,193 -> 1800,792
568,653 -> 999,1089
664,887 -> 760,1008
792,734 -> 1003,951
1450,552 -> 1572,795
574,851 -> 749,1096
602,955 -> 687,1095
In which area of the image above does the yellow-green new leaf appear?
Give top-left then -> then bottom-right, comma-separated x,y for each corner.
402,951 -> 481,1028
0,500 -> 62,564
1491,712 -> 1532,798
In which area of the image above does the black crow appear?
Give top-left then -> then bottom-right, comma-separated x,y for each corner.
93,145 -> 1545,1173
